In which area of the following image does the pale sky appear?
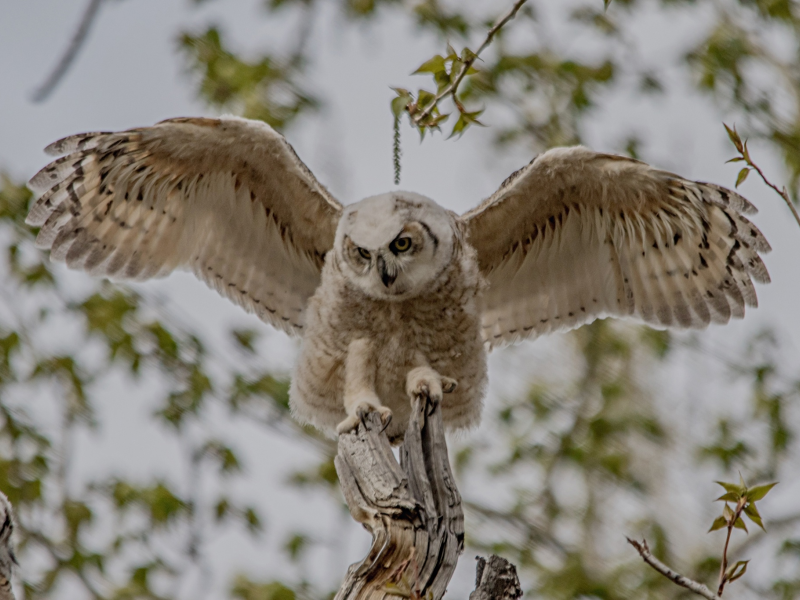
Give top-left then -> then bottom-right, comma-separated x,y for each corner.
1,1 -> 799,598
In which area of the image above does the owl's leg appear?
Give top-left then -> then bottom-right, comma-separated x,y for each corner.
336,338 -> 393,435
406,352 -> 457,409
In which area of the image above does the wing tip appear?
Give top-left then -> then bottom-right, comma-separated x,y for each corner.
43,131 -> 112,157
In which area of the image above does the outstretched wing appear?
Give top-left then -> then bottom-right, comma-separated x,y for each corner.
463,146 -> 771,347
27,116 -> 342,335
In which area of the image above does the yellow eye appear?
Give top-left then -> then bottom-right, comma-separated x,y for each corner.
357,247 -> 371,260
391,237 -> 411,253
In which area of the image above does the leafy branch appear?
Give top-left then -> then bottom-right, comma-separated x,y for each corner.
626,538 -> 720,600
391,0 -> 528,139
725,123 -> 800,230
628,476 -> 777,598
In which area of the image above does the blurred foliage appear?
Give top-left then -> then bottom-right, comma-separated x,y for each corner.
179,27 -> 316,129
5,0 -> 800,599
0,177 -> 334,598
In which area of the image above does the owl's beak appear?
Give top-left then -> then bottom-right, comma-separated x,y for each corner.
377,255 -> 397,288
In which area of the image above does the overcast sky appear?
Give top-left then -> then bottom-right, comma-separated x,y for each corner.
2,1 -> 799,598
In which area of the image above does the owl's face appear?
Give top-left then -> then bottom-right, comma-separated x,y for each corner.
335,192 -> 458,300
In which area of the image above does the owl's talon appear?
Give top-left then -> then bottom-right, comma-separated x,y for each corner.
336,414 -> 361,435
378,410 -> 393,433
337,401 -> 393,435
406,366 -> 450,414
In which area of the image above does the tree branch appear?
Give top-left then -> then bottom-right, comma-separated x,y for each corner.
0,493 -> 14,600
469,555 -> 523,600
411,0 -> 528,127
747,157 -> 800,230
333,397 -> 526,599
31,0 -> 104,103
627,538 -> 720,600
724,122 -> 800,230
333,394 -> 464,599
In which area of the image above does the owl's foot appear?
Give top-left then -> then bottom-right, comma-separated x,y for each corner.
441,376 -> 458,394
406,367 -> 457,412
337,397 -> 393,435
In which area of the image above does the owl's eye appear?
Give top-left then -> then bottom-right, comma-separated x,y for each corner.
391,237 -> 412,253
357,247 -> 371,260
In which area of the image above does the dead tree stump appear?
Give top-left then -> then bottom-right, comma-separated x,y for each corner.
469,555 -> 523,600
334,394 -> 464,599
334,394 -> 523,599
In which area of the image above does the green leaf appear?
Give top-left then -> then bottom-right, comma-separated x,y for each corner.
391,89 -> 412,118
726,559 -> 749,583
743,501 -> 765,531
417,89 -> 437,109
413,54 -> 446,75
215,498 -> 230,521
726,156 -> 745,163
733,515 -> 748,533
746,482 -> 778,501
708,516 -> 727,532
244,507 -> 263,533
742,140 -> 752,163
460,47 -> 477,64
449,114 -> 470,138
232,329 -> 258,353
723,503 -> 734,521
284,533 -> 308,561
427,112 -> 449,128
716,480 -> 745,496
715,492 -> 740,502
179,26 -> 316,129
146,482 -> 188,525
434,68 -> 452,92
447,108 -> 484,139
231,577 -> 296,600
724,122 -> 744,152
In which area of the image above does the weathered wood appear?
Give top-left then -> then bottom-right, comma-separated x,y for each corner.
0,493 -> 16,600
334,395 -> 464,600
469,555 -> 523,600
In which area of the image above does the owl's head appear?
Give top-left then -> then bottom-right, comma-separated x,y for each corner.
334,192 -> 459,300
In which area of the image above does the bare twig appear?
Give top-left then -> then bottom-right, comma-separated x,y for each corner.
724,122 -> 800,230
627,538 -> 720,600
748,159 -> 800,229
716,502 -> 743,596
411,0 -> 528,127
289,2 -> 317,66
31,0 -> 104,102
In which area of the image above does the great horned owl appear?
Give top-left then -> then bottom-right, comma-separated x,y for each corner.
27,116 -> 771,440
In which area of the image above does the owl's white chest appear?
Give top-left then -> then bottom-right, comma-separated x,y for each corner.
290,251 -> 488,439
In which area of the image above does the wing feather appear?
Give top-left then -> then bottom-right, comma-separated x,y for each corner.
464,146 -> 771,347
28,116 -> 342,335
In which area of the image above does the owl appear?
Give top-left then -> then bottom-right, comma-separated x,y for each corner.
27,116 -> 771,440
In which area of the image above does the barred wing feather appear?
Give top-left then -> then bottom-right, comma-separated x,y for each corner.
464,146 -> 771,348
27,116 -> 342,335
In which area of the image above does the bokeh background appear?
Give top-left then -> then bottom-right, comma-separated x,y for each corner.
1,0 -> 800,598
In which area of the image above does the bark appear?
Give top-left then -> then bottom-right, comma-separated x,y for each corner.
334,394 -> 464,600
469,555 -> 523,600
0,493 -> 15,600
